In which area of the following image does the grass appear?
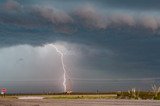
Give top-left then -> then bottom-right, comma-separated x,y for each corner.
1,93 -> 160,100
1,86 -> 160,100
0,94 -> 117,99
44,94 -> 117,99
117,91 -> 160,100
0,96 -> 17,99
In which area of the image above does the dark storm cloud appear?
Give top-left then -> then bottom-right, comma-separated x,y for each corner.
1,0 -> 160,48
0,0 -> 160,92
106,0 -> 160,10
1,0 -> 160,61
0,0 -> 160,66
3,0 -> 21,10
28,0 -> 160,10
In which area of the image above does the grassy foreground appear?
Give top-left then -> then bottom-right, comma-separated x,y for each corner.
1,91 -> 160,100
0,94 -> 117,99
44,94 -> 117,99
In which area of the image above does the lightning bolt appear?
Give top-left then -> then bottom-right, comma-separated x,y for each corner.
52,45 -> 67,92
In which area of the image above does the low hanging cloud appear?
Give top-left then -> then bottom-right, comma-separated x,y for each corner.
3,0 -> 22,11
74,5 -> 160,30
1,0 -> 160,47
108,12 -> 135,26
74,4 -> 108,29
32,6 -> 73,24
1,0 -> 160,30
138,14 -> 160,30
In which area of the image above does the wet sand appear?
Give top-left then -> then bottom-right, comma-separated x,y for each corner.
0,99 -> 160,106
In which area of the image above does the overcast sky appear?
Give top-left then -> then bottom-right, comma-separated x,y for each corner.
0,0 -> 160,93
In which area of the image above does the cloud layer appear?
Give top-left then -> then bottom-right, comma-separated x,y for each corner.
0,0 -> 160,92
1,0 -> 160,31
1,0 -> 160,48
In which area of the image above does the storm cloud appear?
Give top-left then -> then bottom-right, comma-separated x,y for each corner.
0,0 -> 160,92
1,0 -> 160,47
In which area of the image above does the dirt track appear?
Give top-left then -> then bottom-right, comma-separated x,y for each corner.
0,99 -> 160,106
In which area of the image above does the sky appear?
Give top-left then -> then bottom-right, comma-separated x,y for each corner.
0,0 -> 160,93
